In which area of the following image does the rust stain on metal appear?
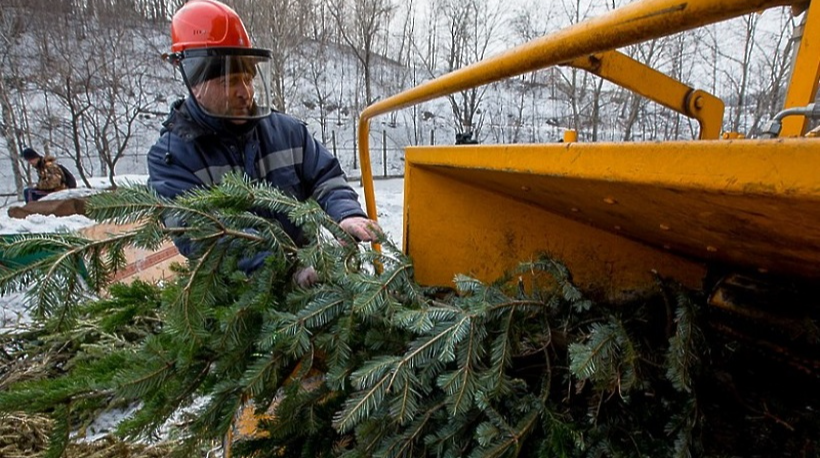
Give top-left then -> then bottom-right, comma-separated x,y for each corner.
623,3 -> 688,24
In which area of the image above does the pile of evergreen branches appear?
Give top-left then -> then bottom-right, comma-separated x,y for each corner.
0,174 -> 723,457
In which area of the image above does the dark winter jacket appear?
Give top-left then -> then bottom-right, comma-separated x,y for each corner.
147,98 -> 366,257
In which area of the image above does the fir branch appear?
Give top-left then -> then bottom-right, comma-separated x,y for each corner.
375,401 -> 446,458
294,294 -> 348,330
665,291 -> 702,393
334,357 -> 398,433
86,185 -> 171,225
485,307 -> 516,396
116,359 -> 177,400
351,261 -> 414,318
43,404 -> 70,458
170,241 -> 224,347
470,406 -> 542,458
335,312 -> 472,433
0,232 -> 144,328
240,353 -> 286,399
569,321 -> 621,383
519,257 -> 592,312
438,318 -> 481,417
388,368 -> 420,426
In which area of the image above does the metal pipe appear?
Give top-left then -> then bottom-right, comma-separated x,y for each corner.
774,103 -> 820,122
760,103 -> 820,138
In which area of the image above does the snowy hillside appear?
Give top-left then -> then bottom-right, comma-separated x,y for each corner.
0,3 -> 804,196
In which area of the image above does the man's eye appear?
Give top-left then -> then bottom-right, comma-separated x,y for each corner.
227,75 -> 253,86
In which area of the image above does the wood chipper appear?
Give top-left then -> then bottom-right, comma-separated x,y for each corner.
357,0 -> 820,371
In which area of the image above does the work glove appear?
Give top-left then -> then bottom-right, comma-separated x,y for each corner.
339,216 -> 382,242
293,266 -> 319,288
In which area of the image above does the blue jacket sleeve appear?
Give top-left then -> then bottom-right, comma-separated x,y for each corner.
146,135 -> 204,258
146,135 -> 205,199
296,124 -> 367,222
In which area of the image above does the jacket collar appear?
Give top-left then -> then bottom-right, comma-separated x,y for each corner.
161,98 -> 261,141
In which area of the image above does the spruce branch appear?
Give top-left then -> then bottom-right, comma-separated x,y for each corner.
0,232 -> 135,324
0,178 -> 721,457
334,357 -> 398,433
84,185 -> 169,225
44,404 -> 71,458
665,291 -> 703,394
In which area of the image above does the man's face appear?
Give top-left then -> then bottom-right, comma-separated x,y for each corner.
191,72 -> 255,122
26,157 -> 39,166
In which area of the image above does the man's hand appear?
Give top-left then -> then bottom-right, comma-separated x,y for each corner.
293,266 -> 319,288
339,216 -> 382,242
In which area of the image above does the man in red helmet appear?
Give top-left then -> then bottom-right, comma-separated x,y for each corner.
147,0 -> 381,286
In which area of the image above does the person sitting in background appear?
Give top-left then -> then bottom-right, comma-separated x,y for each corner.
22,147 -> 67,203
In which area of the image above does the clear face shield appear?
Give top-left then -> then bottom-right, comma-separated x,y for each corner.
172,47 -> 272,121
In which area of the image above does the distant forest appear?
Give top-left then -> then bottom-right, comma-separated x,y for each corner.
0,0 -> 805,199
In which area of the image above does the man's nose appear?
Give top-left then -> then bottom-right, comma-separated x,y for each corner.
235,81 -> 252,99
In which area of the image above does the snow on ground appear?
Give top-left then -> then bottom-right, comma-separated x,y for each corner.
0,175 -> 151,236
0,213 -> 96,236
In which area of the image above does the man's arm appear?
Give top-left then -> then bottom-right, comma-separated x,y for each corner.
146,141 -> 206,258
296,125 -> 382,241
146,142 -> 205,199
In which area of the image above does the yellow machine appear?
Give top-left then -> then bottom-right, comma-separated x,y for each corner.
231,1 -> 820,446
356,0 -> 820,309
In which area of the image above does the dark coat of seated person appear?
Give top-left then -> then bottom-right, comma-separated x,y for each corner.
22,147 -> 68,203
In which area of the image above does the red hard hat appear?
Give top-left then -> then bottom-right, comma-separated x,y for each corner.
170,0 -> 251,53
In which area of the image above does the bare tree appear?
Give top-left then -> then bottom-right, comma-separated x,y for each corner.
393,0 -> 415,67
727,14 -> 759,133
16,1 -> 162,187
507,2 -> 560,143
235,0 -> 313,113
619,39 -> 661,141
304,10 -> 336,143
422,0 -> 504,138
747,8 -> 796,135
553,0 -> 596,136
0,0 -> 31,198
81,23 -> 156,185
327,0 -> 394,107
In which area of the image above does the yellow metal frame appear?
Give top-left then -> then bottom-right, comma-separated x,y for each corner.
354,0 -> 820,297
357,0 -> 803,222
781,1 -> 820,136
403,140 -> 820,296
566,51 -> 724,140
